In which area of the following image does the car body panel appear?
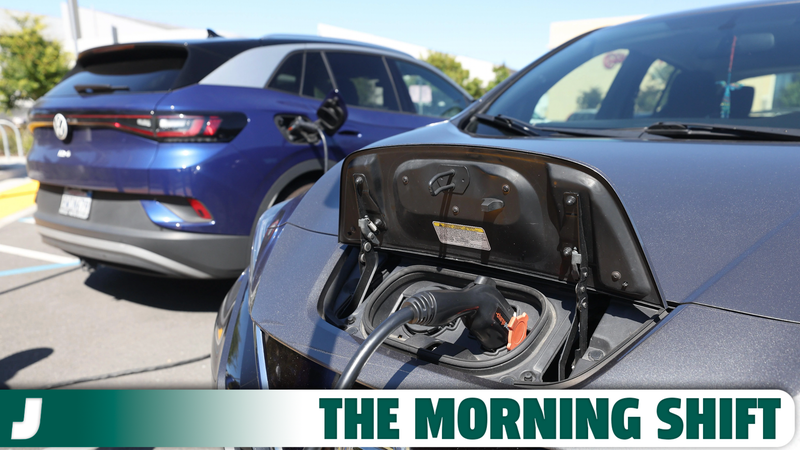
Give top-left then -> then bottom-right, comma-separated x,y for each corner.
27,92 -> 168,193
243,138 -> 800,393
586,304 -> 800,394
350,122 -> 800,322
248,219 -> 503,389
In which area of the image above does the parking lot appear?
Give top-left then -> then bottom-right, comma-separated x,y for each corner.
0,173 -> 234,390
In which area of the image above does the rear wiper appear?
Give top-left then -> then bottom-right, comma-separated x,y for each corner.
74,84 -> 130,94
473,113 -> 621,138
643,121 -> 800,141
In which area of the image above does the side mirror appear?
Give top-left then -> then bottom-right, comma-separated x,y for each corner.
316,89 -> 348,136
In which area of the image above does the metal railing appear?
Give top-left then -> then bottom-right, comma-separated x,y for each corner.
0,119 -> 24,159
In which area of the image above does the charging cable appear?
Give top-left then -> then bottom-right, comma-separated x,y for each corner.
334,276 -> 528,389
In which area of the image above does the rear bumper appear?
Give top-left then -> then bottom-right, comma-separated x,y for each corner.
35,185 -> 249,279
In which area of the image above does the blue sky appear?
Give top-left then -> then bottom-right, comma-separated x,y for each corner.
11,0 -> 754,70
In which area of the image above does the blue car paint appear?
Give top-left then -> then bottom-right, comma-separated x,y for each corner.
28,80 -> 445,237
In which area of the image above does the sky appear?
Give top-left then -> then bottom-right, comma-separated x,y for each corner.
8,0 -> 756,70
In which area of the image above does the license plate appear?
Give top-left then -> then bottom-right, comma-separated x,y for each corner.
58,188 -> 92,220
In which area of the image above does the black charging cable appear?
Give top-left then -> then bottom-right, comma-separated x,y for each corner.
333,276 -> 519,389
287,118 -> 329,173
334,307 -> 415,389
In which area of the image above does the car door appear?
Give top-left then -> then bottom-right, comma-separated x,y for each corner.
321,51 -> 417,154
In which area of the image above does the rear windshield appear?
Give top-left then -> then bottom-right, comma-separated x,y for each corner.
47,49 -> 186,97
479,3 -> 800,132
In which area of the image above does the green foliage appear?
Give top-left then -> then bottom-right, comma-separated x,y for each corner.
423,52 -> 512,99
577,86 -> 603,110
423,52 -> 514,99
424,51 -> 470,86
486,64 -> 511,91
635,86 -> 660,113
423,51 -> 481,97
635,63 -> 675,114
777,78 -> 800,108
0,14 -> 70,111
461,77 -> 485,99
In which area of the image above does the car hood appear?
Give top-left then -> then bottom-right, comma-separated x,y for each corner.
287,121 -> 800,323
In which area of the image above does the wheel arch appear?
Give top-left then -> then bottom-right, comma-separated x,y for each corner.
249,158 -> 335,235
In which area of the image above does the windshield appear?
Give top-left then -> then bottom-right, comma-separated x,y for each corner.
473,3 -> 800,135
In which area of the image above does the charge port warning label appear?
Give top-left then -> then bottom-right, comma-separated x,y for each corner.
432,221 -> 491,251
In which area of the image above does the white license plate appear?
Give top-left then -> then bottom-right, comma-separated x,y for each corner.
58,188 -> 92,220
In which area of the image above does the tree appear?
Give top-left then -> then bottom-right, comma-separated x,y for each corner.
577,87 -> 603,110
486,64 -> 511,91
776,78 -> 800,109
0,14 -> 69,111
423,51 -> 484,98
424,52 -> 514,99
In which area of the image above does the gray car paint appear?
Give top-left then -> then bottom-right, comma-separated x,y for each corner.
284,121 -> 800,323
244,124 -> 800,394
251,216 -> 800,392
585,304 -> 800,394
249,222 -> 505,389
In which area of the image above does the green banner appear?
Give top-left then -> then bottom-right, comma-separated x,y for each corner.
0,389 -> 794,447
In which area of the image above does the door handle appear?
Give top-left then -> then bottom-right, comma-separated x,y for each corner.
338,130 -> 362,137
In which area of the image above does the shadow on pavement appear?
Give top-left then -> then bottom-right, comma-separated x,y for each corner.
0,347 -> 54,389
84,267 -> 235,312
0,266 -> 81,296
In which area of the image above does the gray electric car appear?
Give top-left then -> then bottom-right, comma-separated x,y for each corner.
213,0 -> 800,397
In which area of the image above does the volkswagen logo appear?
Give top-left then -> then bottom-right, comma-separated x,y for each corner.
53,113 -> 69,141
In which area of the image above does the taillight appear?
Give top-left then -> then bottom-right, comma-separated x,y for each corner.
156,115 -> 210,138
188,198 -> 213,220
28,111 -> 247,142
154,112 -> 247,142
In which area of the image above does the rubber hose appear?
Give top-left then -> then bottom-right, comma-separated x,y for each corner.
334,307 -> 416,389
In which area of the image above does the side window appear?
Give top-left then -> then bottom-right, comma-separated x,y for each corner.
324,52 -> 399,111
634,59 -> 677,116
390,59 -> 467,117
267,52 -> 303,94
532,49 -> 629,123
302,52 -> 333,99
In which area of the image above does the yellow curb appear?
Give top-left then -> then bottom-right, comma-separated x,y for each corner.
0,180 -> 39,220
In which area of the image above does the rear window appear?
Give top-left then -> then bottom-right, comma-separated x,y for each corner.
47,49 -> 187,97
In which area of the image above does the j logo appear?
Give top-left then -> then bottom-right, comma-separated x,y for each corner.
11,398 -> 42,440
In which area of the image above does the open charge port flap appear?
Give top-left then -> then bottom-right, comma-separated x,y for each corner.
326,145 -> 666,385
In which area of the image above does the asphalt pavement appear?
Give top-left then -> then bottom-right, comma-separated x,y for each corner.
0,202 -> 235,390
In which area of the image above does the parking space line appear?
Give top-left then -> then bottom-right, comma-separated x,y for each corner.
0,243 -> 79,264
0,261 -> 80,277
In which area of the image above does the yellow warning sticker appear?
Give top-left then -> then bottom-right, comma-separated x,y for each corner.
432,221 -> 491,251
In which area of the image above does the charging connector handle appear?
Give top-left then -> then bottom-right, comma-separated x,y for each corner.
403,278 -> 515,350
334,277 -> 516,389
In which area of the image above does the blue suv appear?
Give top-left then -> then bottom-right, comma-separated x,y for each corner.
27,35 -> 471,278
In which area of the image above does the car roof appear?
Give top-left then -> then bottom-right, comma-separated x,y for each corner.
78,34 -> 411,60
260,34 -> 412,57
